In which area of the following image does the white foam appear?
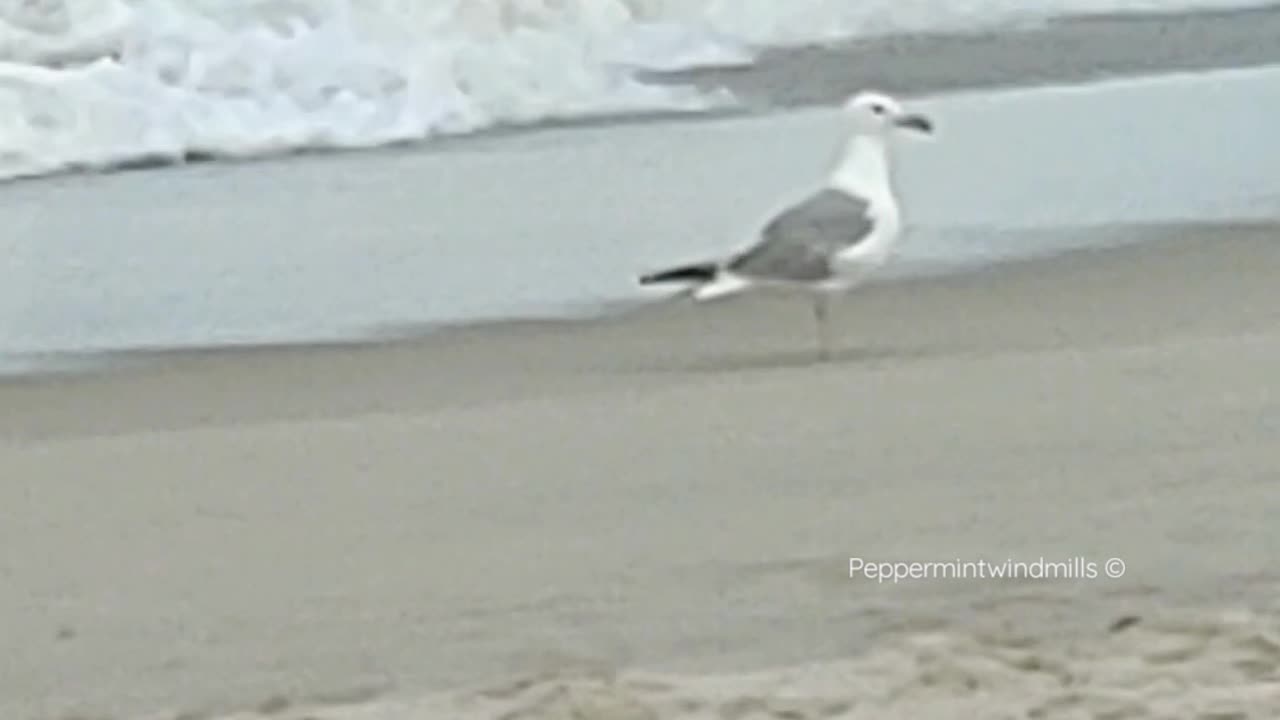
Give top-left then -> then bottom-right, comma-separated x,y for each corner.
0,0 -> 1269,180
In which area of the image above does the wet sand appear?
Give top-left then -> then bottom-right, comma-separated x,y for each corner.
4,222 -> 1280,718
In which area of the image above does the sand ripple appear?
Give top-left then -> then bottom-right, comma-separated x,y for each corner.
160,608 -> 1280,720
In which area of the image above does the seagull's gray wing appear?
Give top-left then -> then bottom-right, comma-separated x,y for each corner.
727,188 -> 874,282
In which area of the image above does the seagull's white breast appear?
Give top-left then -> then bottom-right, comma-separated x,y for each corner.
821,133 -> 905,291
829,196 -> 900,287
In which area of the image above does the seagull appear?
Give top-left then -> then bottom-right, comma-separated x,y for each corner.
638,90 -> 933,360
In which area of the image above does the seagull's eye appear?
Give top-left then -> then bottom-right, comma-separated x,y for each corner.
870,104 -> 885,115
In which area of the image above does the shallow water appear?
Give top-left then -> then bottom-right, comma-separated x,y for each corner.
3,65 -> 1280,373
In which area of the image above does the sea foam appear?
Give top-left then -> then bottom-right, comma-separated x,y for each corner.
0,0 -> 1267,180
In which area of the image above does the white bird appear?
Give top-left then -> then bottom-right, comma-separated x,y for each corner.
638,90 -> 933,360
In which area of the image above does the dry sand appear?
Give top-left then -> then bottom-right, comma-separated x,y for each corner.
3,221 -> 1280,718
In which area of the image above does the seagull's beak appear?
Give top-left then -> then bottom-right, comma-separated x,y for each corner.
893,113 -> 933,134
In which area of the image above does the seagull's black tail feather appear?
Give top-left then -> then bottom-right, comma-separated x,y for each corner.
638,262 -> 718,286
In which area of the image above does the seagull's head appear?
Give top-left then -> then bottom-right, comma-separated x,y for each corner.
842,91 -> 933,138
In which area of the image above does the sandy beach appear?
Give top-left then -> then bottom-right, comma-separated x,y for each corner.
5,221 -> 1280,718
6,4 -> 1280,719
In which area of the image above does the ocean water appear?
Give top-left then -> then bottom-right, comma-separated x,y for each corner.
0,0 -> 1271,181
3,64 -> 1280,373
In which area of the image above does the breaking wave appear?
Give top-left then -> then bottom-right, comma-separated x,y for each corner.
0,0 -> 1267,180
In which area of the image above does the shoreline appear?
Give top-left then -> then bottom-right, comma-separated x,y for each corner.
8,58 -> 1280,377
7,7 -> 1280,373
4,218 -> 1276,436
0,232 -> 1124,383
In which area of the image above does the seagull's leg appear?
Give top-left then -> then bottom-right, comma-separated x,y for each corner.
813,295 -> 831,362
